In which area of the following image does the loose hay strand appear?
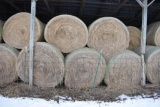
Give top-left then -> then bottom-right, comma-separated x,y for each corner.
44,14 -> 88,53
16,42 -> 65,88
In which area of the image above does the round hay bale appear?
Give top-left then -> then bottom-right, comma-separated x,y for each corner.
87,17 -> 129,61
104,50 -> 141,89
135,46 -> 160,84
127,26 -> 141,50
44,15 -> 88,53
147,21 -> 160,46
3,12 -> 45,49
0,44 -> 19,86
65,48 -> 106,88
16,42 -> 64,88
0,20 -> 4,42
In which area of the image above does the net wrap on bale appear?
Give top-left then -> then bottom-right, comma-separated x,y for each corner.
127,26 -> 141,50
3,12 -> 45,49
87,17 -> 129,61
104,50 -> 141,89
16,42 -> 64,88
135,46 -> 160,85
65,48 -> 106,88
44,15 -> 88,53
0,44 -> 19,86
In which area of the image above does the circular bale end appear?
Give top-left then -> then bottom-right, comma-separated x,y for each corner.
104,50 -> 141,89
65,48 -> 106,88
127,26 -> 141,50
16,42 -> 64,88
147,21 -> 160,46
44,14 -> 88,53
135,46 -> 160,84
0,44 -> 19,86
3,12 -> 44,49
87,17 -> 129,61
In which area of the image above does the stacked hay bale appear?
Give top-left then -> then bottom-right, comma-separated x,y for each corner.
65,48 -> 106,88
135,46 -> 160,85
87,17 -> 130,61
3,12 -> 45,49
0,44 -> 19,86
147,21 -> 160,46
16,42 -> 64,88
0,20 -> 4,42
127,26 -> 141,50
44,15 -> 88,53
104,50 -> 141,89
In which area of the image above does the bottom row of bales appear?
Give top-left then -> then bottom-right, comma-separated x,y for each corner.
0,42 -> 159,88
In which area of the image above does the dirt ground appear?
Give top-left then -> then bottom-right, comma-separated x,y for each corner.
0,81 -> 160,101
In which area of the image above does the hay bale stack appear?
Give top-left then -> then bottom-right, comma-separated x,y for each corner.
0,44 -> 19,86
0,20 -> 4,42
127,26 -> 141,50
87,17 -> 129,61
44,15 -> 88,53
16,42 -> 64,88
147,21 -> 160,46
135,46 -> 160,84
3,12 -> 45,49
104,50 -> 141,89
65,48 -> 106,88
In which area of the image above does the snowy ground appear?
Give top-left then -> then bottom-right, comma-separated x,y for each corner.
0,94 -> 160,107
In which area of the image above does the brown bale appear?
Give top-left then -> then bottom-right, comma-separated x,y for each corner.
104,50 -> 141,89
147,21 -> 160,46
127,26 -> 141,50
16,42 -> 64,88
44,15 -> 88,53
87,17 -> 129,61
135,46 -> 160,85
65,48 -> 106,88
0,44 -> 19,86
3,12 -> 45,49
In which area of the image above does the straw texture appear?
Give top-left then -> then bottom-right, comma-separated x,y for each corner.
3,12 -> 45,49
87,17 -> 129,61
16,42 -> 64,88
44,15 -> 88,53
65,48 -> 106,88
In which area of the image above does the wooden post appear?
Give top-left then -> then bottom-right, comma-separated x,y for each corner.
136,0 -> 155,86
29,0 -> 37,87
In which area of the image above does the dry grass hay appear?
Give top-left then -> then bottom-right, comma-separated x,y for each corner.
44,15 -> 88,53
3,12 -> 45,49
87,17 -> 129,61
16,42 -> 64,88
127,26 -> 141,50
147,21 -> 160,46
0,20 -> 4,42
0,44 -> 19,86
135,46 -> 160,84
65,48 -> 106,88
104,50 -> 141,89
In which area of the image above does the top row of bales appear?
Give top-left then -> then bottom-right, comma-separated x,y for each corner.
1,12 -> 135,61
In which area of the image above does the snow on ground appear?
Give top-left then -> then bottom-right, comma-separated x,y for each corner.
0,94 -> 160,107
